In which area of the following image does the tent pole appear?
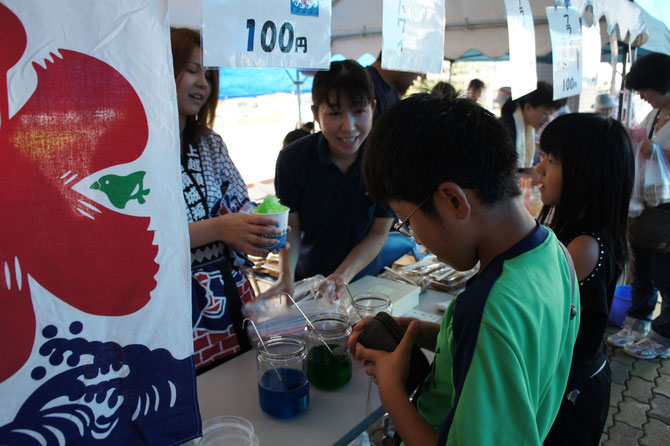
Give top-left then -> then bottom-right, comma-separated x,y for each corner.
617,42 -> 628,122
296,70 -> 303,123
626,46 -> 637,128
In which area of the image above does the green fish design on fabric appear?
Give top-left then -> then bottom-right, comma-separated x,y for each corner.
90,171 -> 150,209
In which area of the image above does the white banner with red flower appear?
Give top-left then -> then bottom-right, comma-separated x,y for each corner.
0,1 -> 199,444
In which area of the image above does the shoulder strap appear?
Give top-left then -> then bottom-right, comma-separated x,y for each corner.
558,241 -> 578,320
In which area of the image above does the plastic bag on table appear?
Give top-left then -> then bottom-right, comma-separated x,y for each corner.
244,298 -> 346,343
243,275 -> 325,322
243,275 -> 346,343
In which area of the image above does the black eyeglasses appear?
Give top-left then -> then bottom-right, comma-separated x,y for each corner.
394,195 -> 430,237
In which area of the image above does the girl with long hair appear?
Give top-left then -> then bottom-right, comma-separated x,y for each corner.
537,113 -> 634,445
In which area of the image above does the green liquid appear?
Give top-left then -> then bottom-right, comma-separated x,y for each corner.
307,344 -> 352,390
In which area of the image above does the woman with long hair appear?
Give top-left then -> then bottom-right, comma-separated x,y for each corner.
171,28 -> 282,372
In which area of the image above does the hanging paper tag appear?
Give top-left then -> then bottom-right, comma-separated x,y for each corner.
201,0 -> 331,69
581,20 -> 600,87
381,0 -> 445,74
547,6 -> 583,100
504,0 -> 538,99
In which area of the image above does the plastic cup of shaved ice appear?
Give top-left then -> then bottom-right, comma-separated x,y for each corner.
253,195 -> 289,250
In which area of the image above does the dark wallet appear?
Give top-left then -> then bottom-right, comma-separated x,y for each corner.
357,312 -> 431,394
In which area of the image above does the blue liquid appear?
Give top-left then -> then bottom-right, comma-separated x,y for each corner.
258,368 -> 309,418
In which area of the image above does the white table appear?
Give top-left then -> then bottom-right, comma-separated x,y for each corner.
195,288 -> 458,445
196,349 -> 383,445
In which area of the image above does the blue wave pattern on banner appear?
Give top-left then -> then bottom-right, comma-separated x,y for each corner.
0,321 -> 199,445
291,0 -> 319,17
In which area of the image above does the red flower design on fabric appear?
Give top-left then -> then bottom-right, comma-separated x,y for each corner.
0,4 -> 158,381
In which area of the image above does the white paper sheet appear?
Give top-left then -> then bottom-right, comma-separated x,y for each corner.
201,0 -> 332,69
381,0 -> 445,74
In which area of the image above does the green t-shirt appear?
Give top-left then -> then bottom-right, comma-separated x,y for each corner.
416,225 -> 580,445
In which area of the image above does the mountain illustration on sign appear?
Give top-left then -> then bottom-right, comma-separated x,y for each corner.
91,171 -> 150,209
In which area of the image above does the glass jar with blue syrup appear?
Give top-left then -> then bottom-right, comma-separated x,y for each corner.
256,335 -> 309,419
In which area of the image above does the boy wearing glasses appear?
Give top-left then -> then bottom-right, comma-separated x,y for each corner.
348,95 -> 579,445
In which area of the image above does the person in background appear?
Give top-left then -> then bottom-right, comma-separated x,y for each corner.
592,93 -> 616,117
349,94 -> 579,445
430,81 -> 458,100
608,52 -> 670,360
492,86 -> 512,116
258,60 -> 395,299
537,114 -> 634,445
282,121 -> 314,147
500,82 -> 564,177
366,52 -> 422,122
171,28 -> 282,371
466,78 -> 485,102
365,53 -> 423,261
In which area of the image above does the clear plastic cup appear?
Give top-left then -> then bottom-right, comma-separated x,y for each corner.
199,416 -> 259,446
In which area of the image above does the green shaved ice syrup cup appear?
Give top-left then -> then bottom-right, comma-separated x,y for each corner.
253,196 -> 289,249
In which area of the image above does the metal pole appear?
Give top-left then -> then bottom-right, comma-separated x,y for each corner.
626,46 -> 637,128
296,70 -> 303,123
617,42 -> 628,122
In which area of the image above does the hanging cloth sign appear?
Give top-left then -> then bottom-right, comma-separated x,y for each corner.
201,0 -> 331,69
581,19 -> 601,87
0,1 -> 199,444
547,6 -> 583,100
381,0 -> 446,74
504,0 -> 538,99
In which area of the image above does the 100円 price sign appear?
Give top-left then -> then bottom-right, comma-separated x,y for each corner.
202,0 -> 331,69
546,5 -> 583,100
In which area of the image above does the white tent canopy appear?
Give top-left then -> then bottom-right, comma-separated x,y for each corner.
331,0 -> 668,61
168,0 -> 670,61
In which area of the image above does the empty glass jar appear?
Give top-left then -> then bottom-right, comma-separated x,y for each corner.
348,291 -> 392,323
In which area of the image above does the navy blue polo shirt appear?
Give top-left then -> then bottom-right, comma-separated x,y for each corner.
275,132 -> 394,280
366,65 -> 399,123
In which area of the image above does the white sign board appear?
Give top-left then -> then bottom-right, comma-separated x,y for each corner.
504,0 -> 537,99
201,0 -> 331,69
381,0 -> 445,74
581,20 -> 600,87
547,6 -> 583,100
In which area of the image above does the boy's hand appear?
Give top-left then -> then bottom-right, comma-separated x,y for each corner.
354,321 -> 420,395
